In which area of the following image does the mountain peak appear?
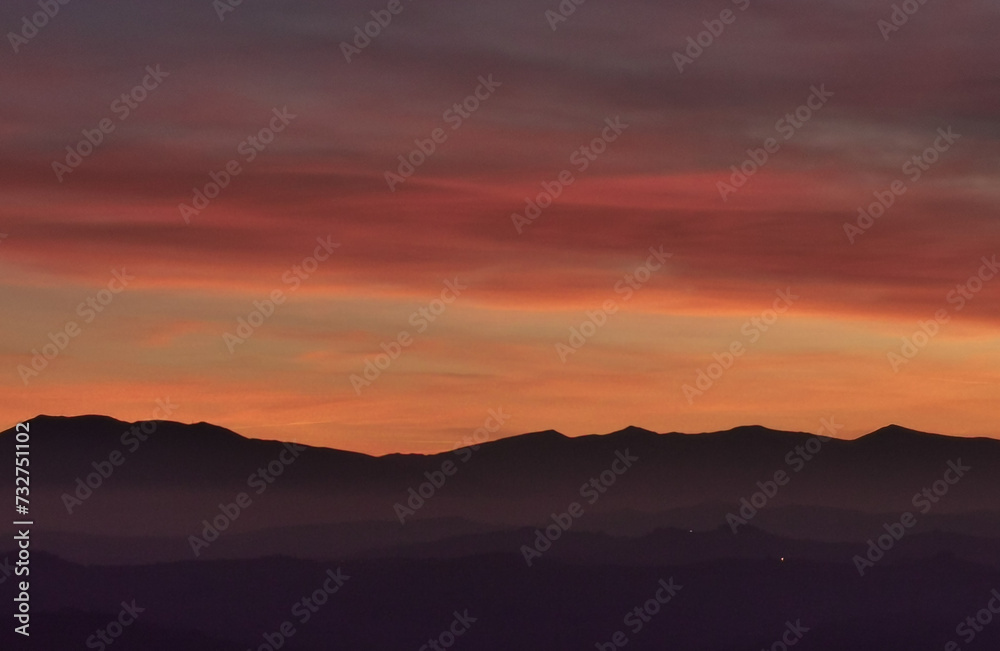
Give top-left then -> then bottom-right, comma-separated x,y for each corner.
514,429 -> 566,441
694,425 -> 805,440
30,414 -> 123,427
480,429 -> 566,450
860,424 -> 938,441
607,425 -> 661,437
3,414 -> 248,445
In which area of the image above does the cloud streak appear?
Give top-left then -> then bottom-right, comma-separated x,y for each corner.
2,0 -> 998,451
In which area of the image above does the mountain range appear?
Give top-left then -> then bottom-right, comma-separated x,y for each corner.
2,416 -> 998,649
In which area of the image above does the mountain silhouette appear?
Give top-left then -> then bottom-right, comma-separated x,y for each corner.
2,415 -> 998,536
2,415 -> 999,649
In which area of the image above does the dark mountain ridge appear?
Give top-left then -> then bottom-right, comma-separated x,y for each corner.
2,415 -> 997,538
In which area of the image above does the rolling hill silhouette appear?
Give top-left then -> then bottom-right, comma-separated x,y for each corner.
3,416 -> 997,536
2,416 -> 998,649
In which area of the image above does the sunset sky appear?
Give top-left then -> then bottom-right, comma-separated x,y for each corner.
2,0 -> 998,453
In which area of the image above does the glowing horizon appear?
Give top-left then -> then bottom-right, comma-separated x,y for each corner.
3,0 -> 998,455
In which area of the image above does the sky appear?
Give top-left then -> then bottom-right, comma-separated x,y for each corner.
2,0 -> 998,454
